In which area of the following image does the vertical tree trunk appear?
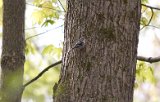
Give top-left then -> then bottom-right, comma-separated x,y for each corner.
0,0 -> 25,102
54,0 -> 141,102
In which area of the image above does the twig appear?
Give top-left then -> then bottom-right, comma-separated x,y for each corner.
26,29 -> 53,40
145,25 -> 160,29
137,56 -> 160,63
57,0 -> 66,12
142,4 -> 160,11
25,25 -> 63,40
25,26 -> 39,30
141,8 -> 154,30
140,4 -> 160,30
23,60 -> 62,88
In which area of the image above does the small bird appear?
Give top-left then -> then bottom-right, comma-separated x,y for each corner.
72,37 -> 85,49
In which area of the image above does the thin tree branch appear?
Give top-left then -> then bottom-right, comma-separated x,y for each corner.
57,0 -> 66,12
137,56 -> 160,63
25,26 -> 39,30
140,4 -> 160,30
23,60 -> 62,88
25,25 -> 63,40
142,4 -> 160,11
25,29 -> 54,40
145,25 -> 160,29
141,8 -> 154,30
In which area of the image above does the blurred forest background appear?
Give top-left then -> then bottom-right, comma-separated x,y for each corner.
0,0 -> 160,102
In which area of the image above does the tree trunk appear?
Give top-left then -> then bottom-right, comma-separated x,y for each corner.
0,0 -> 25,102
54,0 -> 141,102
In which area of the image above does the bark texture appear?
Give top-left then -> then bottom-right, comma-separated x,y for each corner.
0,0 -> 25,102
54,0 -> 141,102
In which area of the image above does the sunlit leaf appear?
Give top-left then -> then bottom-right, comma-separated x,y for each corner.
136,61 -> 156,88
141,0 -> 148,3
25,41 -> 37,54
140,17 -> 148,25
42,45 -> 54,55
41,19 -> 55,27
32,0 -> 61,25
32,10 -> 46,24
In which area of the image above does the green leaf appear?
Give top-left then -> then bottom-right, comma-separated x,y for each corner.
136,61 -> 156,86
32,0 -> 61,26
41,19 -> 55,27
52,0 -> 56,2
145,67 -> 156,83
42,45 -> 62,59
25,41 -> 36,54
42,45 -> 54,55
140,17 -> 148,25
32,10 -> 45,24
141,0 -> 148,3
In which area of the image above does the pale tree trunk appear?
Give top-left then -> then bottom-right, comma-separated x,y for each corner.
0,0 -> 25,102
54,0 -> 141,102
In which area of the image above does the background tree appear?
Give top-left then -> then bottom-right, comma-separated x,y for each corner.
54,0 -> 141,102
0,0 -> 26,102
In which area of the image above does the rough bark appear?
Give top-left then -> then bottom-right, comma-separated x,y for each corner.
0,0 -> 25,102
54,0 -> 141,102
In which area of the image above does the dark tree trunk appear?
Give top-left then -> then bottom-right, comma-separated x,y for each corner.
54,0 -> 141,102
0,0 -> 25,102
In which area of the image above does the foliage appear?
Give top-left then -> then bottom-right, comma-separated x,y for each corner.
32,0 -> 62,26
141,0 -> 160,29
42,44 -> 62,59
25,41 -> 37,54
22,0 -> 64,101
23,59 -> 61,102
141,0 -> 148,4
23,41 -> 62,102
135,61 -> 156,88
